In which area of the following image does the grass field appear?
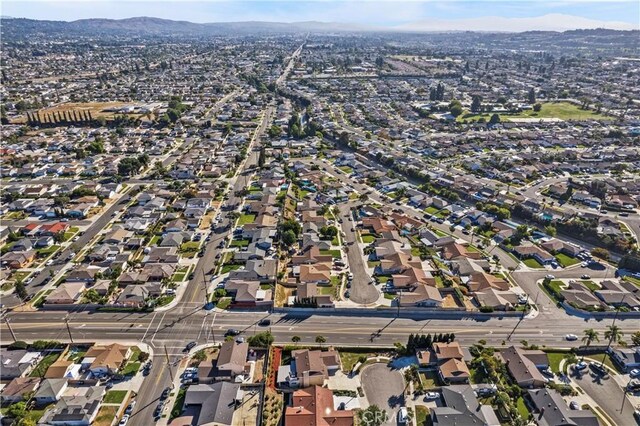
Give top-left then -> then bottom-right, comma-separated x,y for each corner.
230,239 -> 250,247
419,370 -> 440,388
104,390 -> 128,404
238,214 -> 256,225
120,362 -> 140,376
580,280 -> 600,292
361,234 -> 376,243
12,101 -> 148,124
516,396 -> 530,419
545,350 -> 572,373
458,102 -> 612,123
320,249 -> 342,259
523,258 -> 545,269
555,253 -> 580,267
30,353 -> 60,377
94,406 -> 119,426
221,264 -> 242,274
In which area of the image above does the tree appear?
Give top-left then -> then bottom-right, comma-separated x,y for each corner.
357,405 -> 388,426
630,331 -> 640,347
544,225 -> 557,237
14,280 -> 27,300
489,113 -> 501,125
599,324 -> 624,368
471,95 -> 482,113
258,147 -> 266,168
248,331 -> 274,347
533,103 -> 542,112
527,87 -> 536,104
449,100 -> 463,117
320,226 -> 339,239
315,335 -> 326,347
267,124 -> 282,138
83,289 -> 101,303
6,401 -> 27,420
282,230 -> 297,246
192,350 -> 207,362
291,335 -> 301,343
591,247 -> 610,261
338,131 -> 350,147
581,329 -> 599,360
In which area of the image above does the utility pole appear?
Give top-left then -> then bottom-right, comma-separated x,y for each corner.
600,294 -> 625,368
64,315 -> 73,343
201,269 -> 209,303
2,313 -> 17,342
163,345 -> 175,386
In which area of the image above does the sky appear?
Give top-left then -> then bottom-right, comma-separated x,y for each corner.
2,0 -> 639,30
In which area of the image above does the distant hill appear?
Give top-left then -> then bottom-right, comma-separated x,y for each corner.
1,16 -> 637,40
0,17 -> 372,39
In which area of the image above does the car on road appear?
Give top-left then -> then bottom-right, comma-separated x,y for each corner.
630,368 -> 640,378
45,259 -> 54,266
185,341 -> 197,351
24,277 -> 33,284
160,387 -> 171,400
580,274 -> 591,279
344,291 -> 350,298
565,334 -> 578,341
574,361 -> 588,371
545,274 -> 555,280
258,319 -> 271,327
424,392 -> 440,400
225,329 -> 240,336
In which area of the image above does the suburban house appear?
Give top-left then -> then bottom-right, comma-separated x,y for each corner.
1,377 -> 41,404
33,378 -> 69,405
498,346 -> 549,388
527,388 -> 599,426
199,340 -> 249,382
179,382 -> 242,426
39,385 -> 106,426
431,385 -> 500,426
513,244 -> 555,265
288,349 -> 341,388
432,342 -> 470,384
284,385 -> 354,426
0,348 -> 42,379
610,346 -> 640,372
81,343 -> 130,375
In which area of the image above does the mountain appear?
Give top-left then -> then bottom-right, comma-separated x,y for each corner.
1,15 -> 637,40
394,14 -> 637,32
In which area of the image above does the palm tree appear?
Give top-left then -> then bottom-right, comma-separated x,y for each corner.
601,324 -> 623,367
315,335 -> 327,348
581,329 -> 599,361
291,336 -> 301,344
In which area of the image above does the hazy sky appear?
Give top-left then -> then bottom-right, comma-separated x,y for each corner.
3,0 -> 639,30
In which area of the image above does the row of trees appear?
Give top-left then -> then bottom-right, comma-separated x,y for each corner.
405,332 -> 456,353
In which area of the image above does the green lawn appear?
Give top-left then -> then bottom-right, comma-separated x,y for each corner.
545,351 -> 572,374
555,253 -> 580,267
459,102 -> 612,122
230,239 -> 250,247
215,297 -> 231,309
172,271 -> 187,282
103,390 -> 128,404
523,258 -> 544,269
30,353 -> 60,377
339,351 -> 375,372
367,260 -> 381,268
11,271 -> 31,282
37,245 -> 61,258
338,165 -> 353,174
320,249 -> 342,259
516,397 -> 530,419
221,264 -> 242,274
149,235 -> 161,246
377,276 -> 389,284
179,241 -> 200,255
424,206 -> 439,215
415,405 -> 432,426
94,406 -> 118,426
331,236 -> 340,246
580,280 -> 600,292
361,234 -> 376,244
383,292 -> 396,300
237,214 -> 256,225
411,247 -> 422,257
170,387 -> 187,419
120,362 -> 140,376
419,371 -> 440,388
434,276 -> 444,288
623,275 -> 640,288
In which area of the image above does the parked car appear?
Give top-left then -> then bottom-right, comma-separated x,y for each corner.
589,362 -> 608,376
160,387 -> 171,400
185,341 -> 197,351
545,274 -> 555,280
124,401 -> 136,414
424,392 -> 440,400
574,361 -> 588,371
119,415 -> 130,426
569,401 -> 580,410
629,368 -> 640,377
397,407 -> 408,424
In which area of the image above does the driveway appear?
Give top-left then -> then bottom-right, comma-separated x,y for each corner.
360,363 -> 406,425
569,367 -> 636,425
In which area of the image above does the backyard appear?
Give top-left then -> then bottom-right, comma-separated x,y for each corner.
30,353 -> 60,377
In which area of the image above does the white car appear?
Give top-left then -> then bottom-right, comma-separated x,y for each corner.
545,274 -> 555,280
397,407 -> 408,424
119,415 -> 129,426
424,392 -> 440,400
565,334 -> 578,341
629,368 -> 640,377
45,260 -> 54,266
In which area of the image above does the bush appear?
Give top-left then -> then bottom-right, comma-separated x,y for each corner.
138,352 -> 149,362
30,340 -> 64,350
8,341 -> 29,350
480,306 -> 494,313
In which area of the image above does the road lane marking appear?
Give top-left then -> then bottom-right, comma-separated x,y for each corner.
151,312 -> 167,344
